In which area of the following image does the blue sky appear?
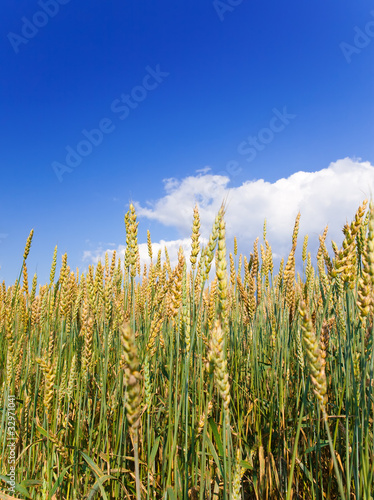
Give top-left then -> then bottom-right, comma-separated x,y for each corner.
1,0 -> 374,284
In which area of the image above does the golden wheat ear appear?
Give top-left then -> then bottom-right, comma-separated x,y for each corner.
120,323 -> 142,431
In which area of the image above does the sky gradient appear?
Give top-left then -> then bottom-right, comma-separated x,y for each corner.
1,0 -> 374,284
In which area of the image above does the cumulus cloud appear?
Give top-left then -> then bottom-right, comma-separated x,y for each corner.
136,172 -> 230,234
83,238 -> 209,271
83,158 -> 374,271
136,157 -> 374,262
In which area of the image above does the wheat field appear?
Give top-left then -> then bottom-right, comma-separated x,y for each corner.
0,200 -> 373,499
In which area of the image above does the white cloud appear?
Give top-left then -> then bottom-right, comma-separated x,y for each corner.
83,158 -> 374,271
196,166 -> 212,174
136,172 -> 230,234
136,157 -> 374,262
83,238 -> 209,271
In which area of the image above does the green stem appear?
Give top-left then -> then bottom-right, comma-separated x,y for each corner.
133,430 -> 141,500
323,410 -> 346,499
286,388 -> 306,500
